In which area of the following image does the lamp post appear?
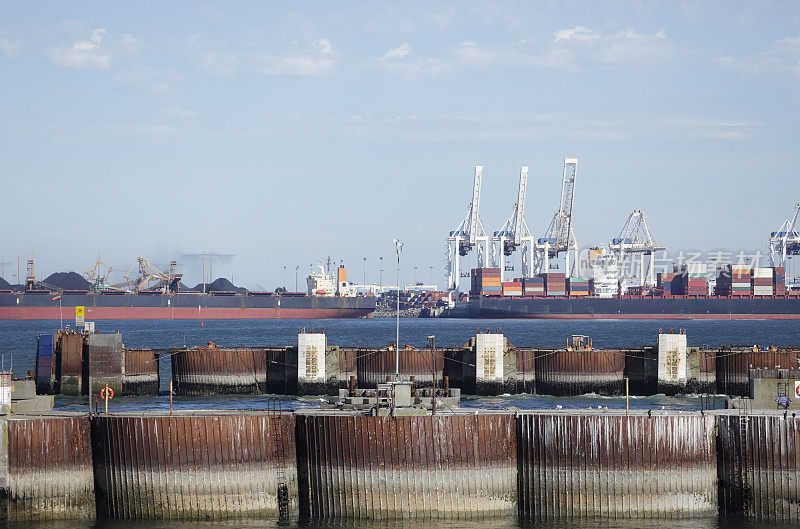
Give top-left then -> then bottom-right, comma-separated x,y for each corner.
295,266 -> 299,292
393,239 -> 403,379
363,257 -> 367,287
379,256 -> 384,293
283,266 -> 286,291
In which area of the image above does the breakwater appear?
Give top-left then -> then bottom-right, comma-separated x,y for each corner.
1,409 -> 797,522
33,329 -> 800,399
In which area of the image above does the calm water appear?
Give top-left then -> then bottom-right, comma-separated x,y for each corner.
0,318 -> 796,413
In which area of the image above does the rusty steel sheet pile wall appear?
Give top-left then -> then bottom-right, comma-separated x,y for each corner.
171,347 -> 270,395
355,348 -> 444,389
296,413 -> 517,520
122,349 -> 160,395
689,348 -> 716,394
534,349 -> 626,396
57,332 -> 85,396
265,347 -> 298,395
4,414 -> 95,521
513,348 -> 536,394
91,412 -> 298,520
717,413 -> 800,521
716,348 -> 800,396
517,412 -> 717,519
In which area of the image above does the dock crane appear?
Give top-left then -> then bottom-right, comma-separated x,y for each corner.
111,257 -> 182,293
492,166 -> 535,282
609,210 -> 666,287
446,165 -> 490,294
534,157 -> 579,276
769,203 -> 800,269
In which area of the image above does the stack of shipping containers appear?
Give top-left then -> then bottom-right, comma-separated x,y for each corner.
541,272 -> 566,296
682,263 -> 709,296
502,280 -> 523,296
523,277 -> 544,296
567,277 -> 590,296
658,272 -> 675,296
752,267 -> 774,296
716,264 -> 752,296
775,266 -> 787,295
471,268 -> 501,296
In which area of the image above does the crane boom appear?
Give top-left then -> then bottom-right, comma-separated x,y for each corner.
467,165 -> 482,244
512,166 -> 528,245
555,157 -> 578,251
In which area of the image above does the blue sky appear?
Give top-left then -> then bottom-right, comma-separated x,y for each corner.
1,1 -> 799,289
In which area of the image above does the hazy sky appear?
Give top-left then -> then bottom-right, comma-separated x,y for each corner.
1,1 -> 799,289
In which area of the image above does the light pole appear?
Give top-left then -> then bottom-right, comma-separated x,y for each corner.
393,239 -> 403,379
379,256 -> 384,293
430,266 -> 434,287
295,266 -> 299,292
414,266 -> 418,285
363,257 -> 367,287
283,266 -> 286,291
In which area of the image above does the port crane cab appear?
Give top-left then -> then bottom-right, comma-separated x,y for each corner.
492,166 -> 535,283
609,210 -> 665,287
534,157 -> 579,276
446,165 -> 490,299
769,203 -> 800,271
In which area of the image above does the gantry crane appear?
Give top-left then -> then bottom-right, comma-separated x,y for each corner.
492,166 -> 535,282
111,257 -> 182,293
84,252 -> 114,292
609,210 -> 666,286
446,165 -> 490,293
534,157 -> 579,275
769,203 -> 800,269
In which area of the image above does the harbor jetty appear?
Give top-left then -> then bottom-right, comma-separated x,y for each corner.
0,408 -> 797,522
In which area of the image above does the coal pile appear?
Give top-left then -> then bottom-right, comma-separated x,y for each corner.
0,277 -> 10,289
43,272 -> 92,291
188,278 -> 248,294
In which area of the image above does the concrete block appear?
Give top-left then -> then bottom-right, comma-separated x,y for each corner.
10,380 -> 36,401
11,395 -> 54,414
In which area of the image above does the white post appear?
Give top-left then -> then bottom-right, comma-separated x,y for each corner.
394,239 -> 404,379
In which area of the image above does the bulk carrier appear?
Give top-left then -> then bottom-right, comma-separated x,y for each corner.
0,260 -> 375,320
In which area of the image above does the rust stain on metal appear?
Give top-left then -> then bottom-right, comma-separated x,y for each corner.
296,413 -> 517,520
716,348 -> 800,396
535,349 -> 626,396
718,413 -> 800,521
355,348 -> 445,389
517,411 -> 717,519
91,412 -> 298,520
5,415 -> 95,521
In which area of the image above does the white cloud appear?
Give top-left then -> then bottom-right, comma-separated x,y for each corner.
45,27 -> 124,69
258,38 -> 337,76
114,66 -> 180,92
377,42 -> 448,78
716,35 -> 800,75
454,27 -> 672,71
166,107 -> 196,118
0,38 -> 23,58
382,43 -> 411,60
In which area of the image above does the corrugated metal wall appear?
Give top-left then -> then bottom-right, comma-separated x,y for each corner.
718,414 -> 800,521
716,349 -> 800,396
535,349 -> 626,396
517,412 -> 717,519
355,348 -> 444,388
296,413 -> 517,520
171,347 -> 269,395
5,415 -> 95,521
91,412 -> 298,520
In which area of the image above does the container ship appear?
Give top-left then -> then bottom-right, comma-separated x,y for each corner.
443,261 -> 800,319
0,261 -> 375,320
